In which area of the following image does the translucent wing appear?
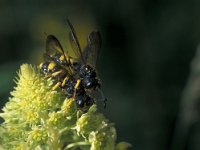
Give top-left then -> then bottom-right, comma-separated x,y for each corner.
43,53 -> 53,62
45,34 -> 72,74
66,19 -> 86,64
84,31 -> 102,68
46,35 -> 64,55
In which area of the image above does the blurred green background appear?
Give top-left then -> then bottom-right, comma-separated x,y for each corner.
1,0 -> 200,150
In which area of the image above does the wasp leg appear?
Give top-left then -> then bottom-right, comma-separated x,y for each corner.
43,70 -> 64,79
63,79 -> 82,109
52,82 -> 61,90
61,78 -> 82,108
61,77 -> 69,87
73,79 -> 81,97
51,70 -> 64,77
66,98 -> 74,108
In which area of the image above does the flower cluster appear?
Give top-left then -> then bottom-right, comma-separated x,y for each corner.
0,64 -> 131,150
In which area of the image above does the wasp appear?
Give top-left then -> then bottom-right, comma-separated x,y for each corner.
39,35 -> 85,103
39,34 -> 94,111
66,20 -> 102,90
66,19 -> 107,107
39,19 -> 106,110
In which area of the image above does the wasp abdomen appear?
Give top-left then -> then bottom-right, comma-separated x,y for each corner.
53,53 -> 68,65
75,94 -> 94,109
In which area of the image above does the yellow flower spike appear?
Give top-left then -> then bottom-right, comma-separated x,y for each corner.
61,98 -> 75,112
0,64 -> 131,150
28,127 -> 48,146
48,111 -> 63,127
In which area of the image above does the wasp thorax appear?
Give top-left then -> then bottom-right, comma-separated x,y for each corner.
79,65 -> 96,78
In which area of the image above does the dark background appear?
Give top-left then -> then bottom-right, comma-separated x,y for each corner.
1,0 -> 200,150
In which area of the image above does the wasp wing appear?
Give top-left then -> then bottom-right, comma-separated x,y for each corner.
46,35 -> 64,54
43,53 -> 53,62
46,34 -> 73,75
46,34 -> 70,64
84,31 -> 102,68
66,19 -> 86,64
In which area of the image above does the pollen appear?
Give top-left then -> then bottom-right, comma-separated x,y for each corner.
28,128 -> 48,144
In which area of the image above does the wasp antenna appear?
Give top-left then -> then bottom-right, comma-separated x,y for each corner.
64,18 -> 72,28
65,18 -> 71,26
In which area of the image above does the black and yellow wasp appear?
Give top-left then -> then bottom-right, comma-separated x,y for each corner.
39,19 -> 106,110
